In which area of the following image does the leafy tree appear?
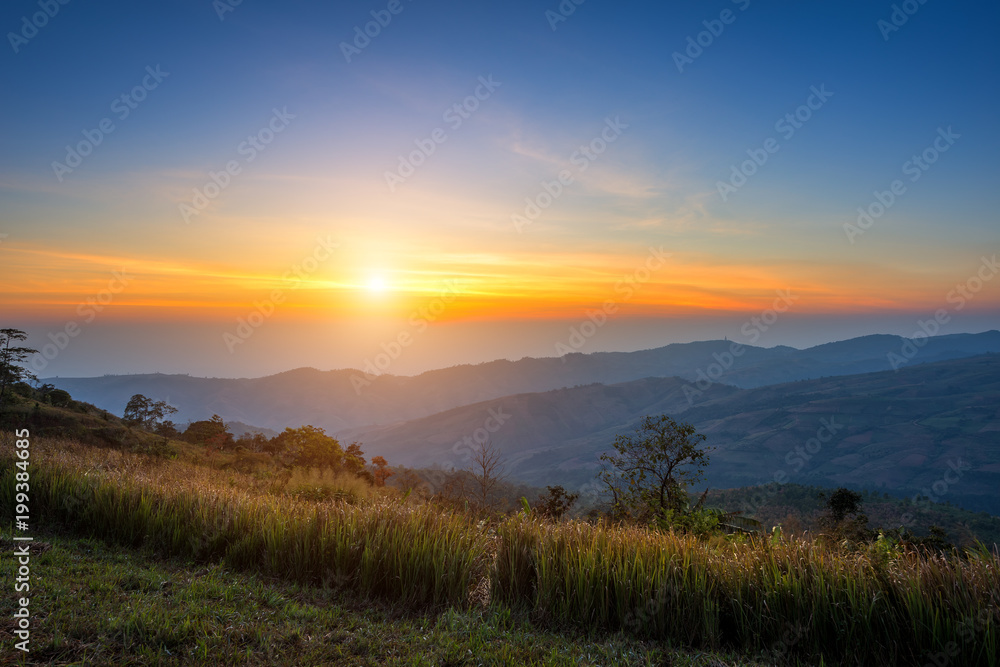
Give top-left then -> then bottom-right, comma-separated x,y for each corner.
154,420 -> 181,439
123,394 -> 178,430
533,485 -> 579,520
184,415 -> 234,449
234,431 -> 268,452
824,487 -> 864,524
343,442 -> 367,476
598,414 -> 711,521
262,434 -> 286,455
371,456 -> 393,486
0,328 -> 38,405
48,388 -> 72,407
819,487 -> 870,542
281,425 -> 344,469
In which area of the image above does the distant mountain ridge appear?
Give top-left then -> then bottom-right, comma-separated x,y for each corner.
347,354 -> 1000,515
46,331 -> 1000,433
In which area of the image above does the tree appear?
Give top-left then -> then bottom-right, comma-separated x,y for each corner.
824,487 -> 864,524
0,329 -> 38,406
234,431 -> 268,452
123,394 -> 178,430
470,439 -> 507,512
819,487 -> 870,541
533,485 -> 579,520
154,420 -> 181,439
48,388 -> 72,407
343,442 -> 366,476
184,415 -> 234,449
598,414 -> 711,520
281,425 -> 344,469
371,456 -> 393,486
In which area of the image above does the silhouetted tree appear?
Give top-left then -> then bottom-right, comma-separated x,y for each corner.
0,329 -> 38,406
825,488 -> 864,524
819,487 -> 870,542
48,388 -> 71,407
533,485 -> 579,520
123,394 -> 178,430
598,414 -> 711,520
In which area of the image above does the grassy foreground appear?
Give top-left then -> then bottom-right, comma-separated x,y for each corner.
3,433 -> 998,665
0,531 -> 763,666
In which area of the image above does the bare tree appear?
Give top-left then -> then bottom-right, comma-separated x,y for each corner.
470,439 -> 508,513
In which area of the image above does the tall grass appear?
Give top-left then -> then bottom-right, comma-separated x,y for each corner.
3,433 -> 997,664
494,516 -> 999,665
1,436 -> 486,608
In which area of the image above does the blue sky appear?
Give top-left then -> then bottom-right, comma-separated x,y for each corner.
1,0 -> 998,377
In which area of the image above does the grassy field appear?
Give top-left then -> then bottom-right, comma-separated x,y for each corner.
2,429 -> 998,665
1,531 -> 771,666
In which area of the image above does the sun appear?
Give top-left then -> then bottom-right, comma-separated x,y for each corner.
367,275 -> 388,294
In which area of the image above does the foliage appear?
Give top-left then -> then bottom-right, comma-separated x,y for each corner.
532,485 -> 579,520
819,487 -> 872,543
494,515 -> 1000,665
279,425 -> 344,469
2,433 -> 999,665
1,434 -> 485,609
598,414 -> 711,520
0,328 -> 38,405
0,532 -> 752,667
123,393 -> 178,430
371,456 -> 393,487
183,415 -> 235,450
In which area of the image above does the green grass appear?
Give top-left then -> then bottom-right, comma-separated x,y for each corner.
3,433 -> 998,666
0,531 -> 768,666
494,516 -> 999,666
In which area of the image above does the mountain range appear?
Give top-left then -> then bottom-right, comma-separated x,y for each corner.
46,331 -> 1000,431
46,331 -> 1000,513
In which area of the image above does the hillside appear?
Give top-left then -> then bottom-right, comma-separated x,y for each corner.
348,354 -> 1000,514
45,331 -> 1000,432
